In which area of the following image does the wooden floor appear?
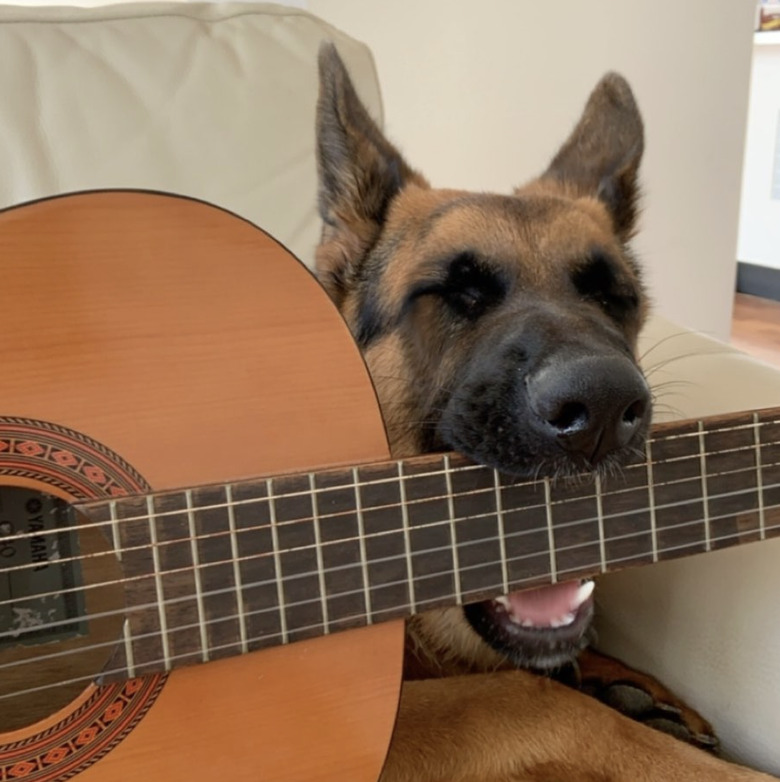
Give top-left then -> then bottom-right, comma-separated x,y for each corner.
730,293 -> 780,368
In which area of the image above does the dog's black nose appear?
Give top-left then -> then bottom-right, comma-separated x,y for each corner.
526,354 -> 650,464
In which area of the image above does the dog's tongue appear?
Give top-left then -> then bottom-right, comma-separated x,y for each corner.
505,579 -> 593,625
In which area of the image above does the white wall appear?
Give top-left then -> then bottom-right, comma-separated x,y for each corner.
308,0 -> 756,341
738,33 -> 780,271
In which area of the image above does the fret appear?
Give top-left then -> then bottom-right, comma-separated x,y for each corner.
358,463 -> 410,622
443,456 -> 462,605
271,474 -> 322,642
108,494 -> 165,676
652,422 -> 707,558
189,485 -> 243,660
266,479 -> 289,645
494,469 -> 510,594
402,457 -> 455,612
450,463 -> 503,601
544,479 -> 557,583
600,456 -> 654,568
594,474 -> 606,573
697,423 -> 711,552
548,480 -> 602,581
645,439 -> 659,562
185,490 -> 209,661
86,493 -> 133,683
148,496 -> 171,670
398,461 -> 417,613
702,414 -> 761,549
309,473 -> 330,635
150,492 -> 201,665
225,484 -> 249,653
229,480 -> 282,652
353,467 -> 373,623
313,468 -> 366,633
498,477 -> 551,589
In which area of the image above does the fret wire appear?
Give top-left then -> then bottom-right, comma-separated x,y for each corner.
185,489 -> 209,662
109,500 -> 122,562
309,473 -> 330,635
444,455 -> 462,605
7,474 -> 780,610
147,495 -> 171,671
12,437 -> 777,549
122,619 -> 136,678
9,509 -> 780,701
594,474 -> 606,573
494,469 -> 509,594
645,440 -> 659,563
544,478 -> 557,583
225,483 -> 249,653
398,461 -> 416,613
697,422 -> 711,552
353,467 -> 372,623
754,412 -> 766,541
6,504 -> 780,673
267,478 -> 288,645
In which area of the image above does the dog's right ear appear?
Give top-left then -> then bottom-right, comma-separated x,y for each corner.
316,43 -> 426,304
538,73 -> 644,240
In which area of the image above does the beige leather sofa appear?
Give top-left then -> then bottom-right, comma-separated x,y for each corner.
1,2 -> 778,774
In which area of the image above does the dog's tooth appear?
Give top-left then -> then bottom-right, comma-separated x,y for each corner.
520,618 -> 536,628
494,595 -> 511,609
572,580 -> 595,608
558,612 -> 576,627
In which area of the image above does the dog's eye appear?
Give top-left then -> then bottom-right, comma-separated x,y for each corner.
572,253 -> 638,321
440,253 -> 506,319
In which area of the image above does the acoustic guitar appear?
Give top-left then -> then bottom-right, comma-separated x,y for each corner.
0,192 -> 778,782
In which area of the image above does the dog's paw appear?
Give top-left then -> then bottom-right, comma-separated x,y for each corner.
559,649 -> 721,755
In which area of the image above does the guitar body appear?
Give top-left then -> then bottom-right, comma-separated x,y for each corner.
0,192 -> 404,781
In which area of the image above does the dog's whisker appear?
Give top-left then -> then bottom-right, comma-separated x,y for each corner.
643,347 -> 738,380
637,330 -> 692,364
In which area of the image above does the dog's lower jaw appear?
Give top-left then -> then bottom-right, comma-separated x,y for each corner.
405,606 -> 593,682
406,579 -> 596,679
463,596 -> 594,671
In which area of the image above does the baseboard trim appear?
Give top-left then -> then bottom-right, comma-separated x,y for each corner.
736,262 -> 780,302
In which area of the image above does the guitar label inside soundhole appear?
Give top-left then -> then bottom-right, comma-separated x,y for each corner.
0,487 -> 86,648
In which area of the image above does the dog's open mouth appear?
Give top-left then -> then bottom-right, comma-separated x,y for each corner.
463,579 -> 595,670
493,579 -> 594,629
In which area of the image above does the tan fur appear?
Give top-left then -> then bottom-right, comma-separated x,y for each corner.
384,672 -> 775,782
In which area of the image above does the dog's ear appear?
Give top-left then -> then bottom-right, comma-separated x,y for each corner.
539,73 -> 644,239
316,43 -> 426,303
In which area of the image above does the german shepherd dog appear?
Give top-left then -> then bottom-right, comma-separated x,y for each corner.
315,45 -> 775,782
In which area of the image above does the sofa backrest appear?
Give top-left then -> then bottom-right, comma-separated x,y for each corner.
0,1 -> 382,267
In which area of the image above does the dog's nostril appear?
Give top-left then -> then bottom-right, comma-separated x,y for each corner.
622,398 -> 647,427
549,402 -> 589,434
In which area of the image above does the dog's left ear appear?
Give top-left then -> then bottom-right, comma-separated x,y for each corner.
539,73 -> 644,239
316,43 -> 427,303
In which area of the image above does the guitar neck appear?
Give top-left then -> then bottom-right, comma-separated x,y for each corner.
78,406 -> 780,683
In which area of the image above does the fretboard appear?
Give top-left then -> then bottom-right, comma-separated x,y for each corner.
76,406 -> 780,682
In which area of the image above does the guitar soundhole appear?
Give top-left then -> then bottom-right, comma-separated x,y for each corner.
0,486 -> 125,731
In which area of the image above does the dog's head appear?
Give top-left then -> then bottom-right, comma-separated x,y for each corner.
315,45 -> 650,672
